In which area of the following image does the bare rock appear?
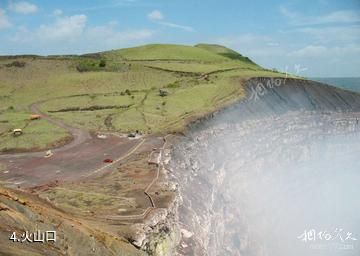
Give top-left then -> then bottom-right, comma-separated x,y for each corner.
127,224 -> 147,249
180,229 -> 193,239
144,208 -> 168,228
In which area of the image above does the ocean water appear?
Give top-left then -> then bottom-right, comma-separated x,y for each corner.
310,77 -> 360,93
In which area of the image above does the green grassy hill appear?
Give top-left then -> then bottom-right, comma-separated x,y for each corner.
195,43 -> 258,64
102,44 -> 231,61
0,43 -> 286,152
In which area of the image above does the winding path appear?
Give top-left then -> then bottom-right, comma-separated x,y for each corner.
0,101 -> 91,159
105,134 -> 171,221
30,101 -> 92,152
0,99 -> 170,221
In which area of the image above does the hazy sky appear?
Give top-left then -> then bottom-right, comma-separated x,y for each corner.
0,0 -> 359,77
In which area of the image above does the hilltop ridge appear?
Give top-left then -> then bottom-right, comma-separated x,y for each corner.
101,43 -> 256,64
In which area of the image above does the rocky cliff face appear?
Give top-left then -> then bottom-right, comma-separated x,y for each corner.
124,146 -> 181,256
169,78 -> 360,255
245,77 -> 360,111
127,203 -> 180,255
191,77 -> 360,129
133,77 -> 360,255
183,79 -> 360,146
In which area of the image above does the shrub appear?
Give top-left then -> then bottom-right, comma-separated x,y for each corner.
76,60 -> 97,72
165,82 -> 180,88
159,89 -> 169,97
99,59 -> 106,67
76,59 -> 105,72
5,61 -> 26,68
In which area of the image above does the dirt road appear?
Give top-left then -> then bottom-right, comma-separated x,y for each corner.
0,101 -> 164,189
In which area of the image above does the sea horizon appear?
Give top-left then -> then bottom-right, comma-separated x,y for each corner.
310,77 -> 360,92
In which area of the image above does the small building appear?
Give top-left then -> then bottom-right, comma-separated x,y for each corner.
30,114 -> 41,120
12,129 -> 23,136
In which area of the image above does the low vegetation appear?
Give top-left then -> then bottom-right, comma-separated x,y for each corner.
0,43 -> 288,152
195,43 -> 258,64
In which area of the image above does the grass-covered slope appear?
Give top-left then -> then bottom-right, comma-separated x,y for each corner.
195,43 -> 258,64
0,43 -> 285,152
103,44 -> 230,61
114,44 -> 261,74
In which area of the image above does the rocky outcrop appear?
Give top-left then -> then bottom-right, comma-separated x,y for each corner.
126,144 -> 181,256
126,202 -> 180,255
